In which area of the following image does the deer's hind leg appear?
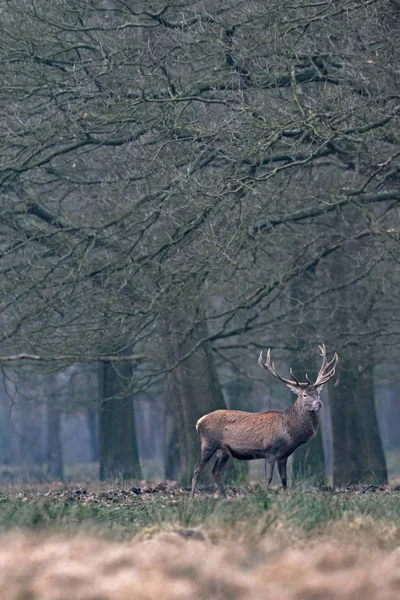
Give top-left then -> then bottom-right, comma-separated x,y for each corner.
212,450 -> 230,496
190,444 -> 217,499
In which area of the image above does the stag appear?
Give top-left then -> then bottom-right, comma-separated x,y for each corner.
190,345 -> 338,497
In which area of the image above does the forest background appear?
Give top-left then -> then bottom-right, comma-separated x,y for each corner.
1,0 -> 400,491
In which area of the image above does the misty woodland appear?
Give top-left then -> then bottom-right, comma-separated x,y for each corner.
0,1 -> 400,598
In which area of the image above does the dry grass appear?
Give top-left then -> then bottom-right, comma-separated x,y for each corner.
0,485 -> 399,599
0,527 -> 399,599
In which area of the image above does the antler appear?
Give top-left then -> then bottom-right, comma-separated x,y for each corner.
313,344 -> 338,387
258,349 -> 309,388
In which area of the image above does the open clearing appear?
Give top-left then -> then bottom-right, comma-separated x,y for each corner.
0,483 -> 399,599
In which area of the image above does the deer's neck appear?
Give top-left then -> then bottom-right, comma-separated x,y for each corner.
285,400 -> 319,443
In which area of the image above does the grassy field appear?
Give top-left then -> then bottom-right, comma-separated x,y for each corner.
0,483 -> 399,599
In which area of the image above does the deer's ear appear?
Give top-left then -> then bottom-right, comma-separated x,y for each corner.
317,384 -> 324,393
286,384 -> 299,394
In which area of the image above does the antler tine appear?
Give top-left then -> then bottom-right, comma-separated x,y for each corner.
321,352 -> 339,381
260,345 -> 337,389
315,371 -> 336,386
314,347 -> 338,387
289,367 -> 302,387
258,348 -> 307,387
325,352 -> 338,371
318,344 -> 328,367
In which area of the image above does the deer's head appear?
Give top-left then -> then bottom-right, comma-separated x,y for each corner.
258,345 -> 338,412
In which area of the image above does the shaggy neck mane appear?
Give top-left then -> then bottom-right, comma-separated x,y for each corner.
284,399 -> 319,437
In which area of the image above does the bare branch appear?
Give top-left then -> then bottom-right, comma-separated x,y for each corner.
0,353 -> 154,364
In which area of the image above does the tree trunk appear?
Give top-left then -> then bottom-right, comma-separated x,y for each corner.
99,361 -> 142,481
320,246 -> 387,487
86,407 -> 99,462
13,387 -> 44,467
330,359 -> 387,487
376,383 -> 400,451
164,401 -> 180,481
168,340 -> 226,486
356,367 -> 388,484
166,314 -> 246,486
46,401 -> 64,481
0,388 -> 12,465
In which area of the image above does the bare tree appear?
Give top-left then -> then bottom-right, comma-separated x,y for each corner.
0,0 -> 399,485
99,361 -> 142,480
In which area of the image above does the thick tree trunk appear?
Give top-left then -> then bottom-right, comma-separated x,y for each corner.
166,315 -> 246,486
356,368 -> 388,484
376,383 -> 400,451
46,401 -> 64,481
14,392 -> 44,467
320,247 -> 387,487
0,392 -> 12,465
168,340 -> 226,486
330,360 -> 387,487
99,361 -> 142,481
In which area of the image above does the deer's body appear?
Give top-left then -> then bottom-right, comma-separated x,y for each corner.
190,345 -> 337,497
197,404 -> 319,463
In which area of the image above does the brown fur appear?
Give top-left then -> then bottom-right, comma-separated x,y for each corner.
190,347 -> 337,497
198,405 -> 319,455
191,394 -> 321,497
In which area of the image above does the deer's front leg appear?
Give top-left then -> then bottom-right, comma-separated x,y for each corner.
277,458 -> 288,490
264,458 -> 275,489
